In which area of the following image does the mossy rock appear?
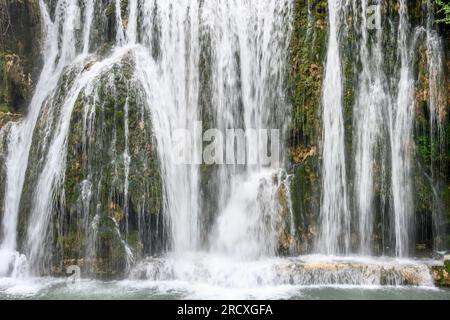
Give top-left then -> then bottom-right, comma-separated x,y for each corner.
432,264 -> 450,287
58,60 -> 163,277
287,0 -> 328,253
88,215 -> 129,279
290,155 -> 320,253
288,0 -> 328,150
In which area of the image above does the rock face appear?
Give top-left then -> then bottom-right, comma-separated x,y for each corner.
287,0 -> 327,255
0,0 -> 41,114
60,62 -> 164,278
432,256 -> 450,287
21,59 -> 165,278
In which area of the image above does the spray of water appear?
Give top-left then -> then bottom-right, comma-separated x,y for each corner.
0,0 -> 90,276
0,0 -> 446,289
317,0 -> 351,255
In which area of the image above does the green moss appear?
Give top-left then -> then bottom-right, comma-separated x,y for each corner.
61,231 -> 83,260
416,135 -> 441,164
93,215 -> 128,278
288,0 -> 327,150
290,155 -> 320,252
59,60 -> 163,277
126,230 -> 142,253
414,171 -> 433,214
444,258 -> 450,273
287,0 -> 329,251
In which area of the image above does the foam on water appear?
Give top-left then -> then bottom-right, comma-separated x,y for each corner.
0,253 -> 444,300
130,253 -> 436,287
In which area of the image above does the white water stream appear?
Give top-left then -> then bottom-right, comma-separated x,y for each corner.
0,0 -> 446,296
317,0 -> 350,255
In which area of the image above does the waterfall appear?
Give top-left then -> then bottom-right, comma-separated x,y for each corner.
425,0 -> 446,251
426,0 -> 445,156
352,0 -> 386,255
82,0 -> 94,54
204,0 -> 294,258
0,0 -> 295,276
317,0 -> 350,255
0,0 -> 132,274
389,0 -> 416,257
212,169 -> 293,259
0,0 -> 85,276
316,0 -> 446,257
0,0 -> 447,290
133,1 -> 202,253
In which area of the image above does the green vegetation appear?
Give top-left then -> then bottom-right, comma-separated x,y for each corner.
416,135 -> 440,164
435,0 -> 450,24
287,0 -> 328,254
288,0 -> 327,150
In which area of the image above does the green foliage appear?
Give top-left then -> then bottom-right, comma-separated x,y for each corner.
59,61 -> 163,277
435,0 -> 450,24
416,135 -> 440,164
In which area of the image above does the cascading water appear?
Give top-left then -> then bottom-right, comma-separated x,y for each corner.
425,0 -> 446,251
317,0 -> 350,255
0,0 -> 85,276
0,0 -> 296,275
0,0 -> 139,274
426,0 -> 445,164
0,0 -> 448,298
133,1 -> 203,253
389,0 -> 416,257
351,0 -> 386,255
203,0 -> 294,259
316,0 -> 447,258
212,170 -> 294,259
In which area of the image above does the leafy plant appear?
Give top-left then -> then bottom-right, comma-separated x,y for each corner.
435,0 -> 450,24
